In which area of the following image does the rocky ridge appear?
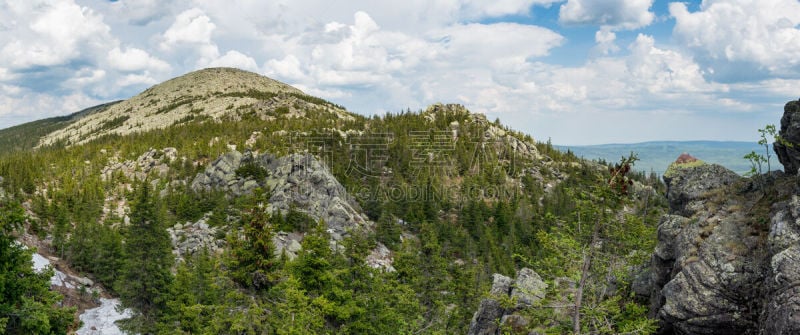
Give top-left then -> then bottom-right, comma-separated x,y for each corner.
643,104 -> 800,335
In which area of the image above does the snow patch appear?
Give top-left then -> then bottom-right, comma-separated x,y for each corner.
76,298 -> 132,335
31,252 -> 132,334
32,252 -> 74,288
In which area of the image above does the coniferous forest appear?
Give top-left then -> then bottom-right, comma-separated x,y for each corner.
0,68 -> 667,334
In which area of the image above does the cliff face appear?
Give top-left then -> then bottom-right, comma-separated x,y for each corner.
645,100 -> 800,334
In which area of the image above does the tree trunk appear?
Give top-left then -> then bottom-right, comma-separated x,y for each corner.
573,217 -> 602,334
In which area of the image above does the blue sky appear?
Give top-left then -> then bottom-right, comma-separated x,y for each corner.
0,0 -> 799,145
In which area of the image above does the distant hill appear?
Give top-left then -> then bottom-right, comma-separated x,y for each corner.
557,141 -> 766,176
0,101 -> 119,154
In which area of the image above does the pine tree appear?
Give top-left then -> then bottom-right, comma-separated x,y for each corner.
0,200 -> 75,334
118,182 -> 174,333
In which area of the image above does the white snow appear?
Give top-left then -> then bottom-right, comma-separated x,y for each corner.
31,252 -> 132,334
76,298 -> 132,335
31,252 -> 74,288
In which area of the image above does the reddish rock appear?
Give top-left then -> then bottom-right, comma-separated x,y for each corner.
675,153 -> 698,164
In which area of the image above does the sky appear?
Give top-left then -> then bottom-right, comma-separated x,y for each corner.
0,0 -> 799,145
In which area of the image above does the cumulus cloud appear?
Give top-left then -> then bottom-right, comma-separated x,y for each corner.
161,8 -> 216,48
559,0 -> 655,30
594,28 -> 619,55
206,51 -> 259,72
0,0 -> 112,69
670,0 -> 800,81
108,47 -> 171,73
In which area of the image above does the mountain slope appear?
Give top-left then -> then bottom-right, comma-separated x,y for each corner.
0,101 -> 119,154
37,68 -> 350,147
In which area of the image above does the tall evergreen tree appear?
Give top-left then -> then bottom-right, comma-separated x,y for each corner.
118,182 -> 174,333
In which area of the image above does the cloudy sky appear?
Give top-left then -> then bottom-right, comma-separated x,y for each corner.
0,0 -> 798,145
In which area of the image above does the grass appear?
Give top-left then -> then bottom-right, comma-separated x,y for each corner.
663,159 -> 707,178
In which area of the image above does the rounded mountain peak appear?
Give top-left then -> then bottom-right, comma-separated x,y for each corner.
39,68 -> 341,147
140,67 -> 304,98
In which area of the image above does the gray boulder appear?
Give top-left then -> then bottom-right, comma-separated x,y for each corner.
467,268 -> 546,335
775,99 -> 800,174
468,299 -> 504,335
490,274 -> 512,296
663,161 -> 740,216
511,268 -> 546,307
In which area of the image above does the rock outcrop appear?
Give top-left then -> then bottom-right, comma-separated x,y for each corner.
647,152 -> 800,334
775,99 -> 800,174
192,150 -> 371,240
467,268 -> 546,335
168,214 -> 226,260
760,195 -> 800,334
663,158 -> 739,216
101,147 -> 177,181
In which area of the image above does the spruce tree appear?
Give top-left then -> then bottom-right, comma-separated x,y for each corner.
118,182 -> 174,332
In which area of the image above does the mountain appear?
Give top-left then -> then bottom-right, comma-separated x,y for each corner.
38,67 -> 353,147
558,141 -> 764,176
0,68 -> 667,334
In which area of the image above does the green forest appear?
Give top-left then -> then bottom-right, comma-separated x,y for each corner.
0,85 -> 668,334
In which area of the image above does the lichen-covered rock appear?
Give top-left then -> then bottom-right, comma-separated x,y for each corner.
511,268 -> 546,307
101,147 -> 177,181
467,268 -> 546,335
775,99 -> 800,174
663,160 -> 740,216
490,274 -> 513,296
365,243 -> 395,272
192,151 -> 371,241
761,195 -> 800,334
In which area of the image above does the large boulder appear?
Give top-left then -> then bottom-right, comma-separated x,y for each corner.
468,274 -> 513,335
663,157 -> 740,216
775,99 -> 800,174
467,268 -> 546,335
511,268 -> 547,307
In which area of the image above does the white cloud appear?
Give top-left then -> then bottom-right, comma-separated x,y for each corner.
670,0 -> 800,81
206,51 -> 259,72
0,0 -> 112,69
161,8 -> 216,48
456,0 -> 563,18
435,23 -> 564,63
107,0 -> 171,25
0,88 -> 102,129
108,47 -> 171,72
559,0 -> 655,30
64,68 -> 106,87
594,28 -> 619,55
